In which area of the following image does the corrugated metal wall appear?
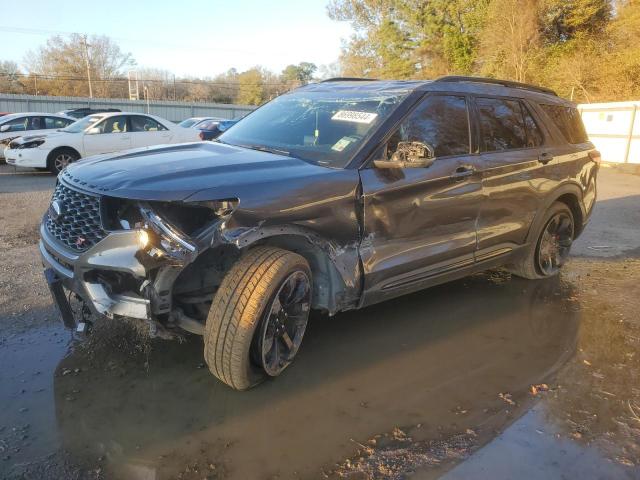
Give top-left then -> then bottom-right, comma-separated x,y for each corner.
0,93 -> 256,123
579,101 -> 639,164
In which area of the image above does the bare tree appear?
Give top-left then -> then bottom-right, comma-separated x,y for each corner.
478,0 -> 540,82
24,34 -> 135,97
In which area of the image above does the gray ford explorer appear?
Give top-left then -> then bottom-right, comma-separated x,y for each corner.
40,76 -> 599,390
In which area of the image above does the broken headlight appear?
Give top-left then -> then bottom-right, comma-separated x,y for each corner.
139,206 -> 199,262
103,198 -> 238,261
139,200 -> 238,261
16,138 -> 46,149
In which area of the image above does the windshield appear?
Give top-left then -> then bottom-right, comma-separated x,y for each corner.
178,118 -> 201,128
62,115 -> 103,133
218,89 -> 410,168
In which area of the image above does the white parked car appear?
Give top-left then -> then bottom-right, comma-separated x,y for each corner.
5,112 -> 200,174
0,113 -> 75,160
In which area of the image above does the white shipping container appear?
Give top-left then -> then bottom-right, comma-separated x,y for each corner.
579,101 -> 640,164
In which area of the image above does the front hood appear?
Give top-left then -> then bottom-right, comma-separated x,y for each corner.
62,142 -> 336,201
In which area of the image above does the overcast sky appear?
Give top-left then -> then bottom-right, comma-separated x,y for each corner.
0,0 -> 353,77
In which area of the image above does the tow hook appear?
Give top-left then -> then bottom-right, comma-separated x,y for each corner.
74,295 -> 94,337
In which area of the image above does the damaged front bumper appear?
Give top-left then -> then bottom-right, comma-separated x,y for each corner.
40,223 -> 158,327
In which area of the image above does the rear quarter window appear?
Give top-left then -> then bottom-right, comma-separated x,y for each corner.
539,104 -> 588,144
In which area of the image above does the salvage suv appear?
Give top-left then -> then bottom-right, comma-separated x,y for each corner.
40,76 -> 599,390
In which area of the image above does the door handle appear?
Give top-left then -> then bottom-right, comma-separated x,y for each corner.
451,166 -> 476,180
538,152 -> 554,164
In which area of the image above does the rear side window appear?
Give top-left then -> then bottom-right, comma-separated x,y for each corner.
394,94 -> 470,157
130,116 -> 167,132
476,97 -> 528,151
539,104 -> 588,144
44,117 -> 73,129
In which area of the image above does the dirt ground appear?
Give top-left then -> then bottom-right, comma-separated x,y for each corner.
0,164 -> 639,480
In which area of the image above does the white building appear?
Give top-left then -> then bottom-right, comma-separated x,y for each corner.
579,101 -> 639,164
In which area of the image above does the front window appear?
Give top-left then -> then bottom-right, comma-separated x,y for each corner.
218,89 -> 410,168
62,115 -> 104,133
96,116 -> 129,133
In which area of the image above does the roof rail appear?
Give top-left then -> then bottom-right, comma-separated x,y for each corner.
320,77 -> 377,83
435,76 -> 557,97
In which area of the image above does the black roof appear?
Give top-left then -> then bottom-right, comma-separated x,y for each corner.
309,75 -> 563,102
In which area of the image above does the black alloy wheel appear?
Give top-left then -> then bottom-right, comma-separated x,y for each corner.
536,211 -> 574,276
255,270 -> 311,376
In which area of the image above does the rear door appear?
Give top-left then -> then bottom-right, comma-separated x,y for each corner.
359,93 -> 483,306
83,115 -> 131,157
472,96 -> 555,260
129,115 -> 173,148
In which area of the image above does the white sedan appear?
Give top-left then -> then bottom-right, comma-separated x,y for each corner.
5,112 -> 200,174
0,112 -> 75,160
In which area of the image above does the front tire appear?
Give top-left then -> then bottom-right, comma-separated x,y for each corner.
509,202 -> 575,279
204,247 -> 312,390
47,148 -> 79,174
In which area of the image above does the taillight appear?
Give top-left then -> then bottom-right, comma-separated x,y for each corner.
588,150 -> 601,164
198,131 -> 204,141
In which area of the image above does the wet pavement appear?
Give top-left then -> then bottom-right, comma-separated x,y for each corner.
1,165 -> 639,479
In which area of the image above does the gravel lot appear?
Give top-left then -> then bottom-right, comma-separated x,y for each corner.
0,163 -> 639,480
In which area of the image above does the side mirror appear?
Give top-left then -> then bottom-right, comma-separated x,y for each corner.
86,127 -> 101,135
0,125 -> 10,133
374,141 -> 435,169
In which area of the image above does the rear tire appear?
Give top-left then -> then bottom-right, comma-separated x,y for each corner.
204,247 -> 312,390
509,202 -> 574,280
47,148 -> 79,175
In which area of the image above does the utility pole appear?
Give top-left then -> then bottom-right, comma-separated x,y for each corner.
81,34 -> 93,98
144,85 -> 150,113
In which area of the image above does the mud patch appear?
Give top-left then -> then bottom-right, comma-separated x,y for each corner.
328,427 -> 476,479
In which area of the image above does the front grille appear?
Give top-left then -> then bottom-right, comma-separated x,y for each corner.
45,183 -> 106,252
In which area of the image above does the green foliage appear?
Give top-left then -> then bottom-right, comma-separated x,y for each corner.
237,68 -> 266,106
281,62 -> 318,85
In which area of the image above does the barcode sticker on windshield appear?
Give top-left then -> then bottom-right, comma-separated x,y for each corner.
332,110 -> 378,124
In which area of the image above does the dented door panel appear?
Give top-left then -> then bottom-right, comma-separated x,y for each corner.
358,155 -> 483,307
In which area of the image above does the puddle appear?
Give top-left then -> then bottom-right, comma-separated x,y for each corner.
440,406 -> 636,480
0,318 -> 72,469
2,267 -> 637,479
38,273 -> 578,479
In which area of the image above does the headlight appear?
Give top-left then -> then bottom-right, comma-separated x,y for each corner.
18,139 -> 45,149
139,206 -> 198,262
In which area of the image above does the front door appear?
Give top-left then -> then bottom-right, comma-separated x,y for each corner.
359,94 -> 483,306
83,115 -> 131,157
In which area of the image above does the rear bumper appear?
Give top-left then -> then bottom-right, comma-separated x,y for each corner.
39,223 -> 151,326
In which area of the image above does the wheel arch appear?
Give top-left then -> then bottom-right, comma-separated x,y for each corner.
173,224 -> 361,317
46,146 -> 81,165
526,183 -> 585,244
242,231 -> 361,315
